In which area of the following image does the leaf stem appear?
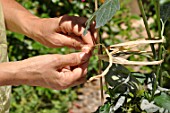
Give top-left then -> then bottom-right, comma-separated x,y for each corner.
95,0 -> 104,105
137,0 -> 156,59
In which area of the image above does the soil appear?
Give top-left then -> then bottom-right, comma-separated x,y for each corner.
69,79 -> 107,113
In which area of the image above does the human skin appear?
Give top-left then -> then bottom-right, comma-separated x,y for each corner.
0,0 -> 96,90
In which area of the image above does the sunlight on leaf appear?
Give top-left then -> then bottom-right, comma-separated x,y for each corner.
95,0 -> 120,28
112,96 -> 125,111
154,92 -> 170,111
141,99 -> 159,112
84,0 -> 120,35
111,75 -> 119,80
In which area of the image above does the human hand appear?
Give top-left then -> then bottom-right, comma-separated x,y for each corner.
28,15 -> 96,51
13,52 -> 89,90
2,0 -> 96,51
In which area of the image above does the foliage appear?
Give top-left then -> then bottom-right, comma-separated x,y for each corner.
84,0 -> 120,35
83,0 -> 170,112
10,86 -> 77,113
8,0 -> 170,113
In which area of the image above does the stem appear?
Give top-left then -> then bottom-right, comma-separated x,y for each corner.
155,0 -> 161,40
151,72 -> 157,100
105,82 -> 114,99
137,0 -> 156,59
95,0 -> 104,105
154,0 -> 163,87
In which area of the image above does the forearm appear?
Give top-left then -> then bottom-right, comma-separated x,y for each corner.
0,62 -> 21,86
0,0 -> 42,38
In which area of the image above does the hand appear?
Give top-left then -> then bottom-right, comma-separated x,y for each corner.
11,52 -> 89,90
1,0 -> 96,51
29,15 -> 96,50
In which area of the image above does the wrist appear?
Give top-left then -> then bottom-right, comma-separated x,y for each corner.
26,17 -> 60,41
22,16 -> 42,39
0,62 -> 21,86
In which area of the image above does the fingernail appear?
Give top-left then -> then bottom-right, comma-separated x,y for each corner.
82,46 -> 91,53
80,52 -> 86,59
80,52 -> 89,62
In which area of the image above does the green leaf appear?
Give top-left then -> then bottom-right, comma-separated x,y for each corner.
105,64 -> 130,87
94,102 -> 111,113
95,0 -> 120,28
84,0 -> 120,35
130,72 -> 146,84
154,92 -> 170,111
160,0 -> 170,23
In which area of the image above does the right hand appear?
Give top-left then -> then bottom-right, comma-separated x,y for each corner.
13,52 -> 89,90
27,15 -> 96,50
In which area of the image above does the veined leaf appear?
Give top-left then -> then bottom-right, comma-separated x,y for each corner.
160,0 -> 170,23
154,92 -> 170,111
84,0 -> 120,35
95,0 -> 120,28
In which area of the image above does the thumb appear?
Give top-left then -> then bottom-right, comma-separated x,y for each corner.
57,52 -> 89,67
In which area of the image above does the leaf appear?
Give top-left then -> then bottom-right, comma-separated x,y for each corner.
84,0 -> 120,35
94,102 -> 111,113
131,73 -> 146,84
112,96 -> 125,111
160,0 -> 170,23
141,99 -> 159,112
154,92 -> 170,111
95,0 -> 120,28
105,64 -> 130,87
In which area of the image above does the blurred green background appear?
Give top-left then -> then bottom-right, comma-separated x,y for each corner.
7,0 -> 170,113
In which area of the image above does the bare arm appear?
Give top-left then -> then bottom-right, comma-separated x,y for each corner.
0,0 -> 96,89
1,0 -> 42,38
0,61 -> 19,86
1,0 -> 96,49
0,53 -> 89,90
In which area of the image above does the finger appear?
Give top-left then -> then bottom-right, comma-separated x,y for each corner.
58,61 -> 88,88
69,77 -> 87,87
63,62 -> 88,85
71,19 -> 97,53
90,21 -> 97,41
72,23 -> 95,46
61,67 -> 70,72
64,66 -> 71,70
79,60 -> 89,72
58,67 -> 83,89
81,45 -> 93,55
56,52 -> 90,68
70,61 -> 88,83
67,63 -> 88,87
58,15 -> 96,48
52,33 -> 85,49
